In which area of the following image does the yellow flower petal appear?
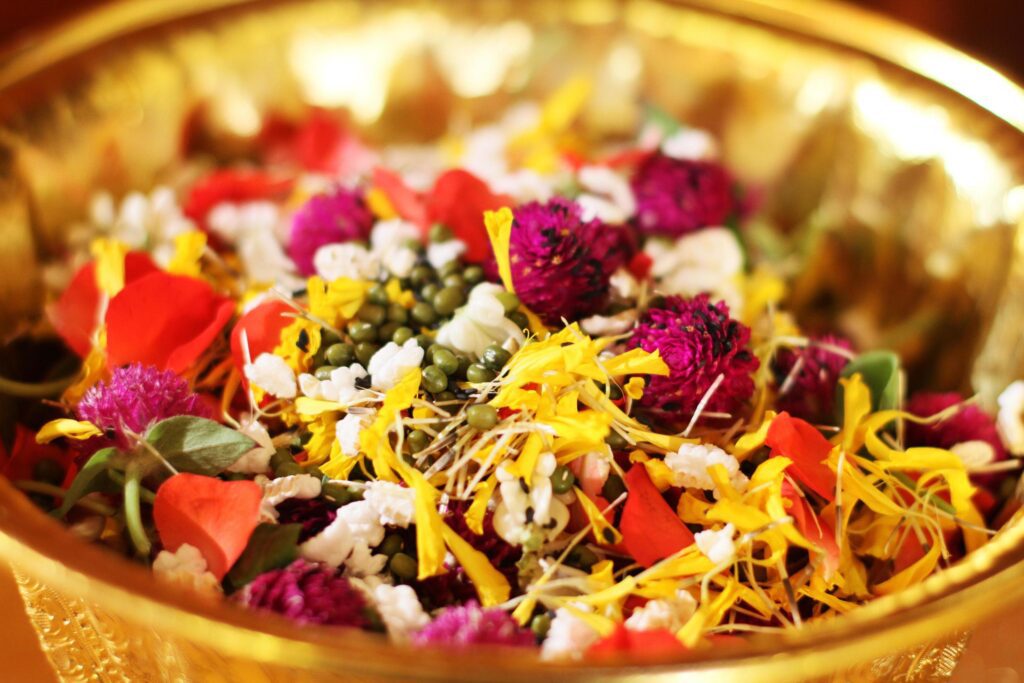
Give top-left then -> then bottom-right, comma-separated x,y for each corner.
36,419 -> 102,444
624,376 -> 645,400
365,187 -> 397,219
90,238 -> 128,297
167,231 -> 207,278
484,207 -> 515,294
441,522 -> 511,606
574,486 -> 622,545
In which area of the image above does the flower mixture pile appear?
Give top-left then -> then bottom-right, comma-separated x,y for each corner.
12,83 -> 1024,659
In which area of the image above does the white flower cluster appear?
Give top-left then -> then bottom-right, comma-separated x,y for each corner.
152,543 -> 222,596
576,165 -> 636,224
493,452 -> 570,547
645,228 -> 744,311
664,442 -> 749,497
90,187 -> 194,267
244,352 -> 297,399
299,481 -> 416,577
624,589 -> 697,633
368,339 -> 425,391
208,201 -> 300,289
998,381 -> 1024,456
227,417 -> 277,474
352,577 -> 430,643
256,473 -> 322,523
695,523 -> 738,565
313,218 -> 420,282
541,604 -> 600,660
298,363 -> 373,405
436,282 -> 525,359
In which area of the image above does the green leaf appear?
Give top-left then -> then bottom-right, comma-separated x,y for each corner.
225,523 -> 302,592
642,102 -> 682,137
839,350 -> 901,413
51,447 -> 118,518
145,416 -> 255,476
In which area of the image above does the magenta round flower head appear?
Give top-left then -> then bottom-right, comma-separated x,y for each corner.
75,363 -> 211,451
772,335 -> 853,424
275,497 -> 338,542
628,294 -> 758,417
413,601 -> 534,648
630,153 -> 735,237
509,198 -> 611,325
288,186 -> 374,275
235,559 -> 371,627
905,392 -> 1007,484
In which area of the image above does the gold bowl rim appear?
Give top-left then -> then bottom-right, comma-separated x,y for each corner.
1,0 -> 1024,679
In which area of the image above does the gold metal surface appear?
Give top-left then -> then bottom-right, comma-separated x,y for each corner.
1,0 -> 1023,680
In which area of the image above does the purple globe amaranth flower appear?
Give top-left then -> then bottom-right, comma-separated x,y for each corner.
275,497 -> 338,542
288,186 -> 374,275
236,559 -> 371,627
628,294 -> 758,416
772,335 -> 853,424
905,392 -> 1007,484
76,363 -> 211,451
509,198 -> 612,325
413,600 -> 534,648
630,153 -> 735,237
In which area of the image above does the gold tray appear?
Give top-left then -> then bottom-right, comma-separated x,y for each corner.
1,0 -> 1024,680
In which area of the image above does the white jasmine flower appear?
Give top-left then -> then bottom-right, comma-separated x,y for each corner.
370,583 -> 430,643
695,523 -> 737,565
153,543 -> 222,595
576,165 -> 636,224
426,239 -> 466,269
625,590 -> 697,632
208,201 -> 299,289
580,310 -> 638,337
665,442 -> 749,496
541,604 -> 600,660
382,246 -> 418,279
998,381 -> 1024,455
645,228 -> 743,309
299,500 -> 385,569
368,339 -> 425,391
91,187 -> 194,267
228,418 -> 276,474
244,353 -> 297,399
493,452 -> 570,547
436,283 -> 525,359
609,267 -> 640,300
363,481 -> 416,527
313,242 -> 380,281
489,169 -> 557,203
298,364 -> 370,404
661,128 -> 719,160
370,218 -> 420,254
257,474 -> 322,522
336,411 -> 372,457
951,440 -> 997,470
345,542 -> 389,577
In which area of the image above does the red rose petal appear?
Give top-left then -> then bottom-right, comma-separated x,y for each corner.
154,473 -> 262,579
105,272 -> 234,373
230,299 -> 293,373
372,166 -> 429,229
766,412 -> 837,501
427,169 -> 512,263
620,465 -> 694,567
49,252 -> 157,357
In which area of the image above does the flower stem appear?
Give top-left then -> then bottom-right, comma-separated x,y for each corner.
0,374 -> 78,398
107,470 -> 156,503
123,466 -> 152,558
13,480 -> 116,516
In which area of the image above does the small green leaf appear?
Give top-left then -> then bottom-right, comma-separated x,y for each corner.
146,416 -> 255,476
643,102 -> 682,137
225,523 -> 302,592
51,447 -> 118,518
839,350 -> 901,413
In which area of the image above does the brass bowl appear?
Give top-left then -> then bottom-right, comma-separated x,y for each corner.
2,0 -> 1024,680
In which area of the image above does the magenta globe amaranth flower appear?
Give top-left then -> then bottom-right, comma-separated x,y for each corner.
905,392 -> 1007,484
631,153 -> 735,237
772,335 -> 853,424
236,559 -> 371,627
509,198 -> 612,325
628,294 -> 758,416
76,363 -> 211,450
288,186 -> 374,275
413,601 -> 535,647
275,497 -> 339,542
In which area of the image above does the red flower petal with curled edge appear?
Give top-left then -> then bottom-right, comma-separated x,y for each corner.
49,252 -> 158,358
230,299 -> 293,372
766,412 -> 837,501
781,480 -> 839,577
372,166 -> 429,229
105,272 -> 235,374
427,169 -> 512,263
588,624 -> 686,659
184,169 -> 293,231
2,425 -> 76,488
154,473 -> 262,579
620,465 -> 694,567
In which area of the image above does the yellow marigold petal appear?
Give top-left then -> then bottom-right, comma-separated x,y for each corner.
484,207 -> 515,294
540,77 -> 592,133
62,338 -> 108,403
441,522 -> 511,606
602,349 -> 669,378
307,276 -> 370,329
732,410 -> 777,459
573,486 -> 622,545
167,231 -> 207,277
403,468 -> 447,580
465,474 -> 497,536
90,238 -> 128,297
624,376 -> 645,400
873,540 -> 940,595
365,187 -> 397,220
385,278 -> 416,308
36,419 -> 102,444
